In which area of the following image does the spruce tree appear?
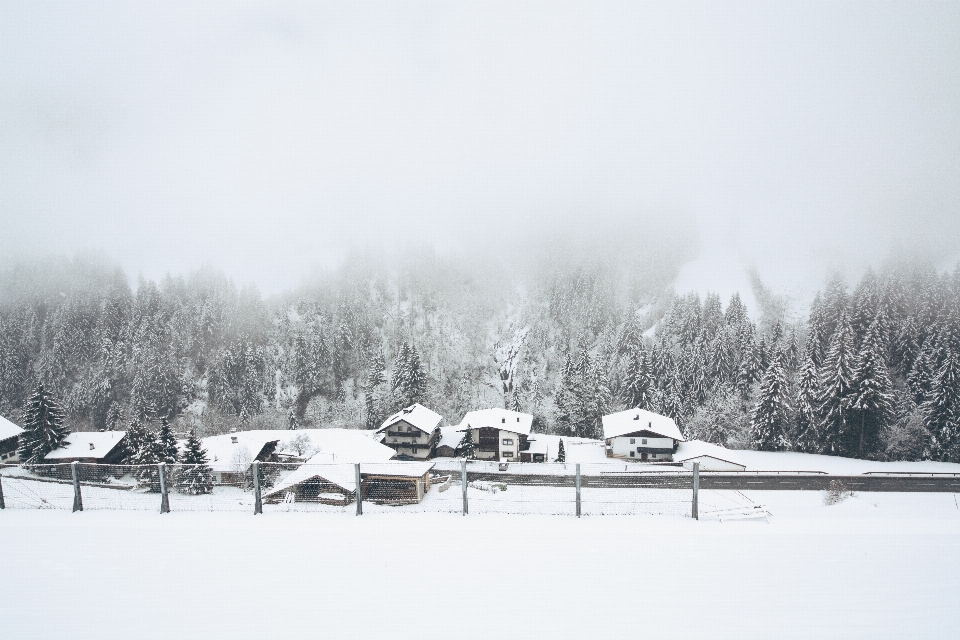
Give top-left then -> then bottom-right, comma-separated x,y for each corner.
923,347 -> 960,462
18,383 -> 70,464
176,429 -> 214,495
793,355 -> 821,453
121,418 -> 150,464
155,417 -> 179,464
750,358 -> 792,451
849,322 -> 894,458
818,311 -> 855,455
556,438 -> 566,462
457,429 -> 476,459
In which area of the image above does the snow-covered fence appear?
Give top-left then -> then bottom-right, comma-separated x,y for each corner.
0,461 -> 698,517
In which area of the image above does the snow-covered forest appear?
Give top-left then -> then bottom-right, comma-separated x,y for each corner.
0,252 -> 958,463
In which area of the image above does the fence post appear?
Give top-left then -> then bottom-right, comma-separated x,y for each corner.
355,463 -> 362,516
461,458 -> 468,516
576,463 -> 582,517
253,461 -> 263,515
0,471 -> 5,509
158,463 -> 170,514
71,461 -> 83,512
692,462 -> 699,520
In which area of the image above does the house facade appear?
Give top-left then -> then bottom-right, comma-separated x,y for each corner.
377,404 -> 442,460
457,408 -> 533,462
601,409 -> 684,462
0,415 -> 23,464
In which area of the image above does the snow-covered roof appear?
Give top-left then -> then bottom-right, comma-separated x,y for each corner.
263,457 -> 433,498
202,431 -> 284,472
436,426 -> 465,450
674,440 -> 745,467
361,462 -> 434,478
204,428 -> 395,472
377,403 -> 443,435
265,462 -> 359,495
524,436 -> 550,455
0,415 -> 23,441
602,409 -> 684,442
458,408 -> 533,436
43,431 -> 127,461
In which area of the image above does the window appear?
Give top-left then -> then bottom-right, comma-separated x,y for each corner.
630,451 -> 635,457
502,439 -> 514,446
651,453 -> 657,458
502,452 -> 513,458
412,447 -> 418,454
630,438 -> 635,444
641,439 -> 647,444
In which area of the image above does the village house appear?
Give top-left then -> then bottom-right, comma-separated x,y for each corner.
0,415 -> 23,464
601,408 -> 684,462
376,403 -> 442,460
201,431 -> 283,485
457,408 -> 533,462
674,440 -> 746,471
42,431 -> 129,464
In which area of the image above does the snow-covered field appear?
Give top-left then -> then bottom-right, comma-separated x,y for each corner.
3,490 -> 959,639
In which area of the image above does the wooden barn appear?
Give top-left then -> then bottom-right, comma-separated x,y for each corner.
42,431 -> 129,465
361,463 -> 434,505
602,409 -> 684,462
263,458 -> 435,506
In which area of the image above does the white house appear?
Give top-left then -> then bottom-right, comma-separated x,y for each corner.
457,408 -> 533,462
376,403 -> 442,460
601,409 -> 684,462
674,440 -> 746,471
0,415 -> 23,463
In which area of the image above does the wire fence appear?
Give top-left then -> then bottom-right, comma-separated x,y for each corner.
0,461 -> 699,517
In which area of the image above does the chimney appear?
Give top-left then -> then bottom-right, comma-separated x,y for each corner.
89,443 -> 95,450
231,436 -> 238,444
633,414 -> 639,420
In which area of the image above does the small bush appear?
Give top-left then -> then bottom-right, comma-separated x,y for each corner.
823,480 -> 852,505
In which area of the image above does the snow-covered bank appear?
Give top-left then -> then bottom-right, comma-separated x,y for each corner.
3,493 -> 959,640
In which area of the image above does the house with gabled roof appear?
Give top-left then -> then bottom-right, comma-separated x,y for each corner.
42,431 -> 128,464
457,408 -> 533,462
0,415 -> 23,464
376,403 -> 442,460
602,408 -> 684,462
674,440 -> 746,471
434,426 -> 465,458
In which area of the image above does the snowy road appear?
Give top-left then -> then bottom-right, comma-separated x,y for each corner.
2,491 -> 959,640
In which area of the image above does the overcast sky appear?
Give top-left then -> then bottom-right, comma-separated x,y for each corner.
1,1 -> 958,301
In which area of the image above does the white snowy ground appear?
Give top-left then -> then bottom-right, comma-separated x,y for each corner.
3,490 -> 960,640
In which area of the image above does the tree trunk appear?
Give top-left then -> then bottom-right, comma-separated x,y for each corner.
858,411 -> 865,459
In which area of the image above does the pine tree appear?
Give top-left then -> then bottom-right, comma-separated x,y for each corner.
176,429 -> 214,495
623,348 -> 655,410
818,311 -> 856,455
849,322 -> 894,458
793,355 -> 821,453
556,438 -> 566,462
18,383 -> 70,464
457,429 -> 476,459
750,358 -> 792,451
121,418 -> 151,464
154,417 -> 179,464
923,347 -> 960,462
